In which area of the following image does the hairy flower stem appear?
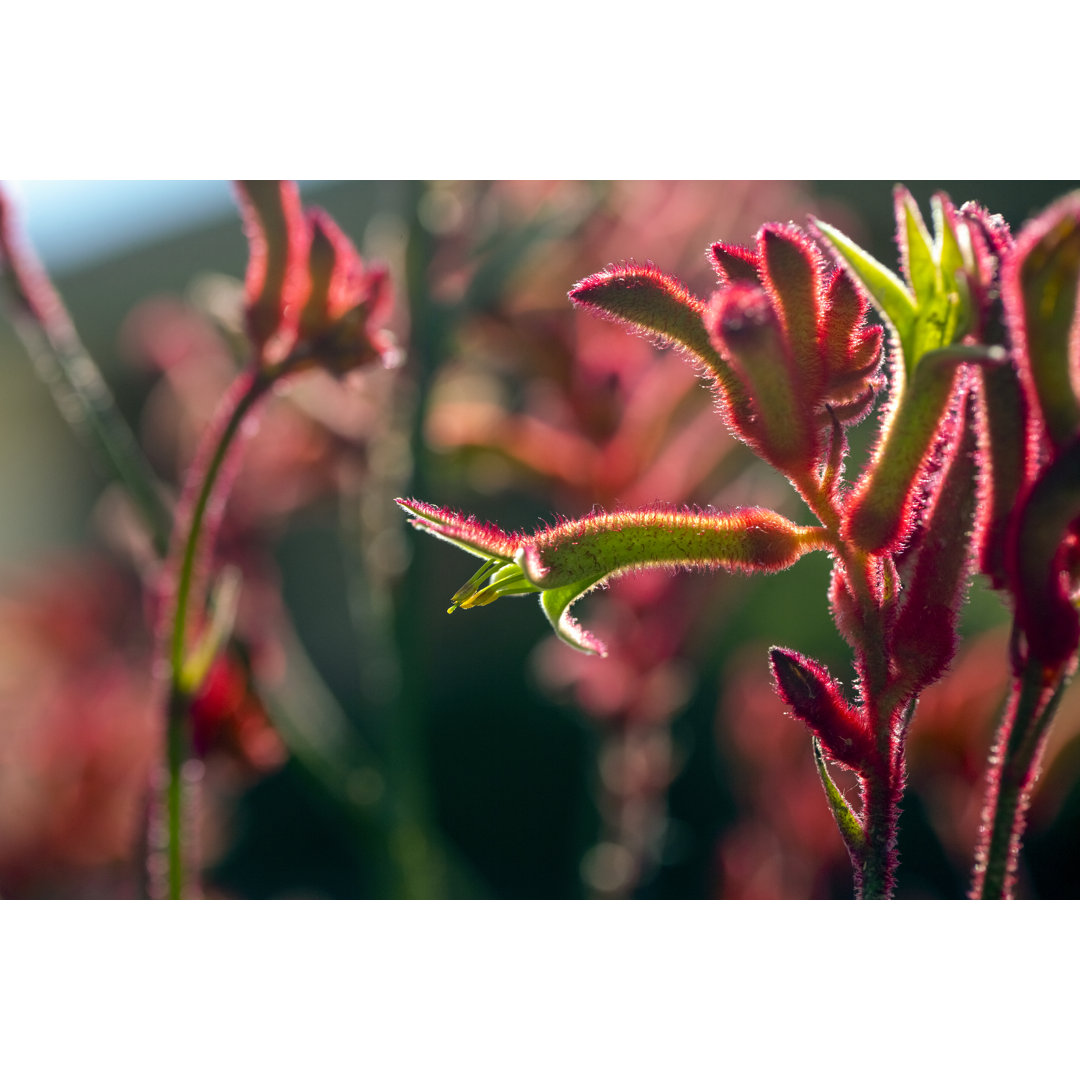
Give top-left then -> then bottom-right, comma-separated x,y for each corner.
854,604 -> 901,899
800,477 -> 902,898
973,656 -> 1074,899
858,769 -> 896,899
159,364 -> 277,899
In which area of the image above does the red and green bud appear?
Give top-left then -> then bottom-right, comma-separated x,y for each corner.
819,267 -> 867,374
703,284 -> 819,475
888,393 -> 980,695
521,505 -> 828,586
521,505 -> 830,654
770,648 -> 873,770
758,224 -> 826,398
576,226 -> 884,485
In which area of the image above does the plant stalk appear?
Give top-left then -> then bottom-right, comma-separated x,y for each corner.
973,655 -> 1073,899
160,365 -> 272,899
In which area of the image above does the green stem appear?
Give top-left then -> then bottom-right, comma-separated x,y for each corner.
857,769 -> 893,900
162,366 -> 272,899
973,655 -> 1073,899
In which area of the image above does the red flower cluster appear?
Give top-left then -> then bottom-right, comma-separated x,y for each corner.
570,224 -> 885,486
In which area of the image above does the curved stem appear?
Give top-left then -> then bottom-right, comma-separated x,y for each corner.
973,654 -> 1074,899
160,366 -> 272,899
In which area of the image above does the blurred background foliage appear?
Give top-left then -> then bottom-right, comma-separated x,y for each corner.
2,179 -> 1079,899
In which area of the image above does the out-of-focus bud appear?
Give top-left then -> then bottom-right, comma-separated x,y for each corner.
234,184 -> 397,378
296,209 -> 395,376
1006,192 -> 1080,451
233,181 -> 310,366
190,651 -> 286,771
1009,436 -> 1080,679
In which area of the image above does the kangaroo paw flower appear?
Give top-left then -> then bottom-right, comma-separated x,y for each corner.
398,499 -> 830,656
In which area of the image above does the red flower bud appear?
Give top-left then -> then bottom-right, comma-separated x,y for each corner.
704,284 -> 819,475
770,648 -> 873,770
758,224 -> 826,399
889,393 -> 980,695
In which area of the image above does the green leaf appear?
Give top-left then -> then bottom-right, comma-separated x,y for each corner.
900,191 -> 938,304
812,738 -> 866,858
538,574 -> 608,655
910,289 -> 955,369
932,193 -> 970,297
